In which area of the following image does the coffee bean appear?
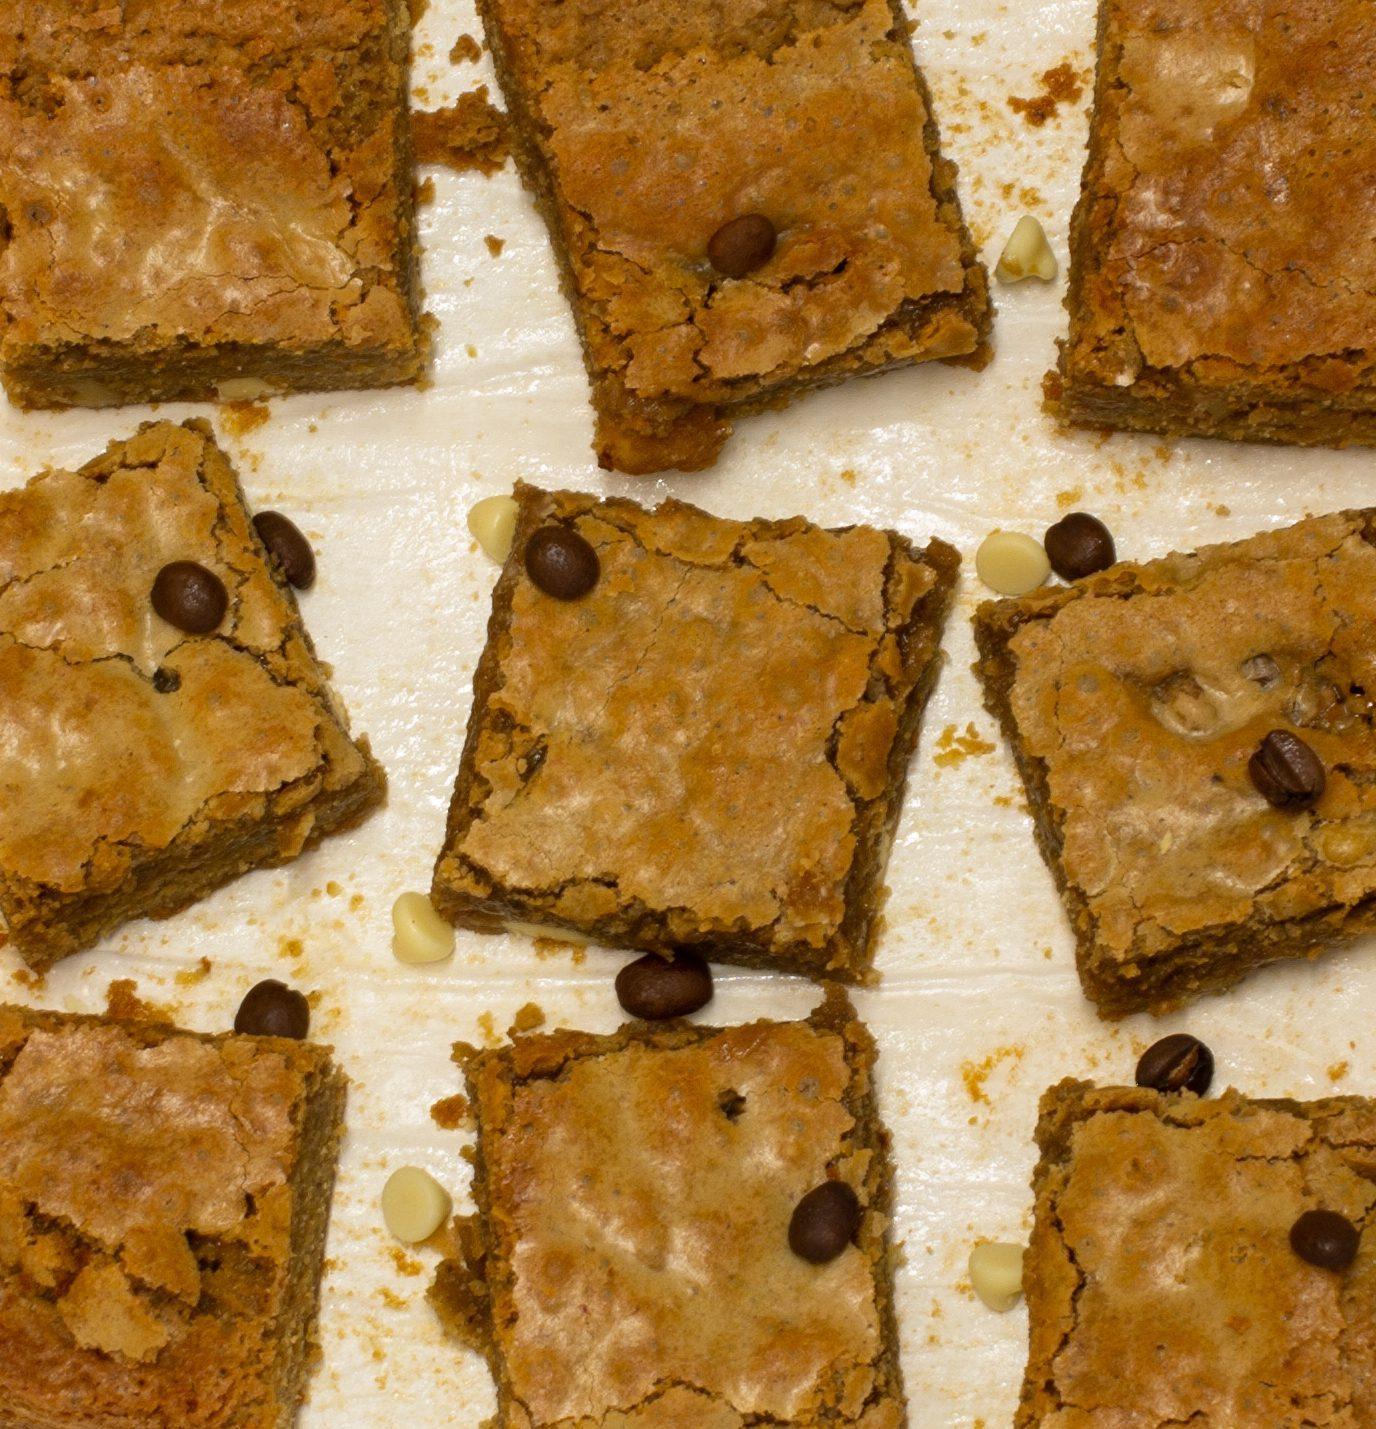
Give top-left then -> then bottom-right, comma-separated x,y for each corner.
253,511 -> 316,590
707,214 -> 777,279
234,979 -> 310,1039
524,526 -> 599,600
1249,729 -> 1326,810
151,561 -> 228,634
1290,1208 -> 1360,1271
615,950 -> 713,1020
789,1180 -> 862,1264
1135,1033 -> 1214,1095
1044,512 -> 1116,580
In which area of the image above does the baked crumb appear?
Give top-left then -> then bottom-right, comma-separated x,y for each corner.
412,89 -> 510,174
449,32 -> 482,63
509,1002 -> 545,1034
217,401 -> 271,437
104,978 -> 164,1022
483,234 -> 506,257
1008,62 -> 1085,127
1329,1060 -> 1351,1082
430,1093 -> 471,1129
961,1045 -> 1025,1105
415,175 -> 436,205
174,956 -> 213,986
933,722 -> 995,767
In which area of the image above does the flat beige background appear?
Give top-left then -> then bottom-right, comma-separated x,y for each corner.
3,0 -> 1372,1423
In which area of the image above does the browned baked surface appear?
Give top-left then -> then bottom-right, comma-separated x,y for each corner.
1051,0 -> 1376,445
0,1001 -> 347,1428
0,0 -> 425,409
431,481 -> 958,982
429,987 -> 905,1427
0,419 -> 385,970
1019,1079 -> 1376,1426
476,0 -> 991,474
973,511 -> 1376,1016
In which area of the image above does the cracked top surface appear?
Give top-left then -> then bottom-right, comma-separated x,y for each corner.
0,1003 -> 333,1421
985,511 -> 1376,977
0,0 -> 418,362
1021,1080 -> 1376,1426
0,419 -> 369,897
1065,0 -> 1376,389
468,1010 -> 898,1426
434,482 -> 955,973
486,0 -> 980,455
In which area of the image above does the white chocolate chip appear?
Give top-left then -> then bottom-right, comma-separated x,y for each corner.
215,377 -> 277,402
391,892 -> 455,965
503,920 -> 595,946
969,1241 -> 1025,1311
381,1166 -> 452,1243
975,531 -> 1051,596
467,495 -> 519,564
995,215 -> 1058,284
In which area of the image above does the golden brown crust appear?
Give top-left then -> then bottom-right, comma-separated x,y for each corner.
0,1001 -> 347,1429
429,988 -> 905,1427
1020,1079 -> 1376,1426
0,0 -> 425,408
0,419 -> 386,970
476,0 -> 991,473
973,510 -> 1376,1016
1053,0 -> 1376,446
431,482 -> 958,982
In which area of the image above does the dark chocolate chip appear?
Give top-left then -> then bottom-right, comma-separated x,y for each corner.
615,950 -> 713,1020
234,979 -> 310,1039
1043,512 -> 1116,580
789,1180 -> 861,1264
1249,729 -> 1326,810
707,214 -> 777,279
524,526 -> 600,600
151,561 -> 228,634
253,511 -> 316,590
1290,1208 -> 1360,1271
1135,1033 -> 1214,1096
151,666 -> 181,694
718,1088 -> 747,1121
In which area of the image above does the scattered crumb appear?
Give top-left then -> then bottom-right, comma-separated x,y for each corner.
477,1011 -> 499,1046
838,468 -> 857,487
415,175 -> 436,205
1328,1060 -> 1351,1082
218,401 -> 270,437
389,1247 -> 424,1277
510,1001 -> 545,1034
934,723 -> 995,767
484,234 -> 506,257
349,894 -> 366,914
449,32 -> 482,63
1214,503 -> 1232,517
431,1093 -> 471,1129
1008,62 -> 1085,127
174,956 -> 213,987
10,967 -> 40,989
326,881 -> 343,897
378,1287 -> 408,1309
961,1045 -> 1025,1105
412,88 -> 510,175
534,937 -> 587,964
104,979 -> 166,1022
278,936 -> 306,963
1054,487 -> 1083,510
465,344 -> 478,358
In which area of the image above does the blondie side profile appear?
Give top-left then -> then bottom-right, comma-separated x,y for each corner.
1049,0 -> 1376,444
1019,1079 -> 1376,1426
432,482 -> 959,982
476,0 -> 991,473
0,0 -> 425,408
974,511 -> 1376,1015
0,419 -> 385,969
0,1002 -> 347,1428
430,988 -> 906,1426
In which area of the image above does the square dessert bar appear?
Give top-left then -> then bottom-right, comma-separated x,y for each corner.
430,988 -> 906,1427
1050,0 -> 1376,446
974,510 -> 1376,1016
1020,1079 -> 1376,1426
432,482 -> 959,982
0,419 -> 385,969
0,1001 -> 347,1428
478,0 -> 991,473
0,0 -> 425,408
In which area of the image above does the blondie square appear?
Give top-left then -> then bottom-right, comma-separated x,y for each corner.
0,0 -> 425,409
0,419 -> 385,970
1050,0 -> 1376,445
974,511 -> 1376,1015
0,1001 -> 347,1428
432,482 -> 959,982
1020,1079 -> 1376,1426
477,0 -> 991,473
429,988 -> 906,1427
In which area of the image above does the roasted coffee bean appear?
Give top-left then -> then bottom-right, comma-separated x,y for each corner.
615,950 -> 713,1020
253,511 -> 316,590
789,1180 -> 862,1264
524,526 -> 599,600
1249,729 -> 1326,810
1135,1033 -> 1214,1095
151,561 -> 227,634
707,214 -> 777,279
234,979 -> 310,1039
151,666 -> 181,694
1290,1208 -> 1360,1271
1043,512 -> 1116,580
